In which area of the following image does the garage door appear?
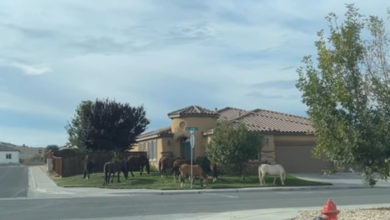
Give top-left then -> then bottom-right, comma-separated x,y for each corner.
275,145 -> 330,173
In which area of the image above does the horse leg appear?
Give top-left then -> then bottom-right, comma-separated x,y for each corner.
130,171 -> 135,177
262,173 -> 266,185
117,171 -> 121,183
106,173 -> 109,185
180,175 -> 185,188
259,171 -> 264,185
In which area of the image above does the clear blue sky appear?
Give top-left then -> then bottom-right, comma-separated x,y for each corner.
0,1 -> 387,147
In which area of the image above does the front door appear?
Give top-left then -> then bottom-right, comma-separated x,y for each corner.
181,138 -> 191,160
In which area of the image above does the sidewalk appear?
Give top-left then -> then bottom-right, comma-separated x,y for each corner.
292,172 -> 390,187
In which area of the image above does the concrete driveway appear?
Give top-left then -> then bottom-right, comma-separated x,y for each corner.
0,165 -> 28,198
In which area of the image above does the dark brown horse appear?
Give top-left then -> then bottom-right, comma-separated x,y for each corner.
127,155 -> 150,177
103,161 -> 128,185
83,159 -> 93,180
158,156 -> 179,177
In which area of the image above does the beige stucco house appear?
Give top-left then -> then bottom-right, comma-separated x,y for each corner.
131,105 -> 330,173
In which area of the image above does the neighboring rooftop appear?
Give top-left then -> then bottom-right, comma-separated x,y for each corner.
136,126 -> 173,141
217,107 -> 248,121
0,142 -> 19,152
168,105 -> 219,119
234,108 -> 313,134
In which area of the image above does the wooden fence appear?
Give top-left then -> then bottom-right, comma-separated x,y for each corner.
51,151 -> 146,177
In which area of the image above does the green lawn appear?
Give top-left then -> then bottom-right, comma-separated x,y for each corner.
51,172 -> 331,190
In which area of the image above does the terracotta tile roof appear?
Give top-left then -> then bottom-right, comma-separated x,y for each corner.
136,126 -> 173,141
234,109 -> 313,134
139,106 -> 313,141
217,107 -> 248,121
168,105 -> 219,119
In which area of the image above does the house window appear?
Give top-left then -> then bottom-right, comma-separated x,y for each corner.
6,153 -> 12,159
140,142 -> 146,152
147,140 -> 157,160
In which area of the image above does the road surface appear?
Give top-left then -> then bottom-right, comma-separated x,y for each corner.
0,165 -> 27,198
0,187 -> 389,219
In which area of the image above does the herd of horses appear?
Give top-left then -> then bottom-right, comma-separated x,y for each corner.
84,155 -> 286,187
158,156 -> 218,187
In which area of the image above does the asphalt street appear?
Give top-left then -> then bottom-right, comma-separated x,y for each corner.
1,187 -> 390,220
0,165 -> 27,198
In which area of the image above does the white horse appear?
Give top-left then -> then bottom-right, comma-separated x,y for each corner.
258,164 -> 286,185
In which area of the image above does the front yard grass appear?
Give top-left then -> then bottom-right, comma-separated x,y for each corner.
50,172 -> 331,190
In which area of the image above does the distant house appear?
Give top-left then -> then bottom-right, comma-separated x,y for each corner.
0,145 -> 20,164
131,105 -> 330,173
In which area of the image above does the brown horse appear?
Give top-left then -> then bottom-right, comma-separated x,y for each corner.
158,156 -> 179,177
172,158 -> 191,181
127,155 -> 150,177
172,157 -> 218,182
179,164 -> 208,187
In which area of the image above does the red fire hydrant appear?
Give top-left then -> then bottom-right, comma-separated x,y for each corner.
321,199 -> 340,220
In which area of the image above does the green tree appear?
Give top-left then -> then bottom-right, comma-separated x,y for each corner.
66,99 -> 149,152
206,120 -> 263,180
297,5 -> 390,185
45,145 -> 59,153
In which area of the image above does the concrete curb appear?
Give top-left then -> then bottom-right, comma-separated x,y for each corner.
95,184 -> 378,196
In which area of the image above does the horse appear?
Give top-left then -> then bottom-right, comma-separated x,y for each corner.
209,162 -> 218,183
179,164 -> 208,187
83,159 -> 93,180
172,158 -> 190,181
103,161 -> 128,185
258,164 -> 286,185
127,155 -> 150,177
158,156 -> 178,177
172,158 -> 218,183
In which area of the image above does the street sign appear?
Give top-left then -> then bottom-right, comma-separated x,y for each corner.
190,134 -> 195,149
185,126 -> 198,189
185,127 -> 198,132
